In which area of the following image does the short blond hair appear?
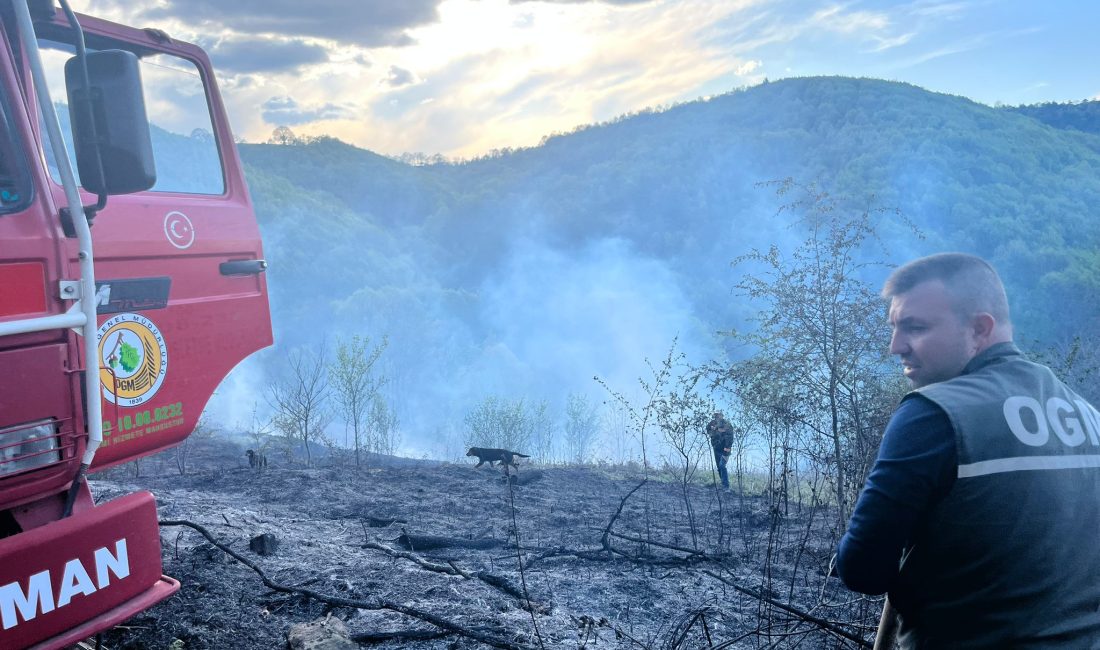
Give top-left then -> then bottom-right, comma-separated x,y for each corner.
882,253 -> 1010,324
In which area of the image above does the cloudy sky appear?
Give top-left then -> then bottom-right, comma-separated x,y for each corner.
77,0 -> 1097,158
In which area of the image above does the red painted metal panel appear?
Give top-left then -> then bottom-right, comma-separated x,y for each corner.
0,491 -> 169,649
28,575 -> 179,650
0,344 -> 79,512
37,14 -> 274,472
0,262 -> 47,317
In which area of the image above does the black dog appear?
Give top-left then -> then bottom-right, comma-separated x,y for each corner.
466,447 -> 530,469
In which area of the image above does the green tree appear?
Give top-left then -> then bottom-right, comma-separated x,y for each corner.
528,399 -> 555,463
564,393 -> 600,465
367,393 -> 401,457
730,180 -> 907,529
464,396 -> 532,451
652,362 -> 711,549
268,125 -> 301,145
329,335 -> 387,467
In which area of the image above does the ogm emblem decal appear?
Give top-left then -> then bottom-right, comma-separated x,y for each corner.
97,313 -> 168,406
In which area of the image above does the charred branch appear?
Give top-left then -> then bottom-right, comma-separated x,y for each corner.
361,539 -> 549,613
351,628 -> 454,644
601,478 -> 647,556
604,530 -> 710,560
361,539 -> 469,576
702,569 -> 871,647
364,516 -> 406,527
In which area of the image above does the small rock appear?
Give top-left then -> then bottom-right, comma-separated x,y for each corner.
249,533 -> 279,556
286,615 -> 358,650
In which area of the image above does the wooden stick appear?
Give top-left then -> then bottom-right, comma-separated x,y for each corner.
873,598 -> 898,650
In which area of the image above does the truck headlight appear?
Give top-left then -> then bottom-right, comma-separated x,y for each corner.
0,420 -> 61,477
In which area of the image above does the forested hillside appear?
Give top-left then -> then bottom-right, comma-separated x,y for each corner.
230,76 -> 1100,456
1005,99 -> 1100,136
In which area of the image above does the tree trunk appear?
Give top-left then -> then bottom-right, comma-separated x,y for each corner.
830,379 -> 847,529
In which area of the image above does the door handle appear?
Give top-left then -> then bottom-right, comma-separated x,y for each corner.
219,259 -> 268,276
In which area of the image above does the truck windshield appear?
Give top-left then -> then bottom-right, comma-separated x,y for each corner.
0,80 -> 30,215
36,37 -> 225,196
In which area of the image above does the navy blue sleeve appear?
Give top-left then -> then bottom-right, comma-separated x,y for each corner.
836,395 -> 956,595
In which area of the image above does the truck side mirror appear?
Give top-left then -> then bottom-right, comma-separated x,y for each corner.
65,50 -> 156,195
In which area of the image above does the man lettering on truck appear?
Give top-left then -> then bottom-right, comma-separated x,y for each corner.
837,253 -> 1100,648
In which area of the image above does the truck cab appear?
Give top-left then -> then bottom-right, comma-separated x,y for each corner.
0,1 -> 272,647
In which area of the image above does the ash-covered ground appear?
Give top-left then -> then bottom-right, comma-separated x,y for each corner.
91,451 -> 882,649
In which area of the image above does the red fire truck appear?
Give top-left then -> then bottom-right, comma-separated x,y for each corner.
0,0 -> 272,647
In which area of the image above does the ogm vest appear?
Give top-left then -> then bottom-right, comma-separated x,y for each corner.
893,343 -> 1100,648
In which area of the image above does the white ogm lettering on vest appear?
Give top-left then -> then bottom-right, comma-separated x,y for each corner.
1004,396 -> 1048,446
1046,397 -> 1087,446
1075,400 -> 1100,445
1004,396 -> 1100,447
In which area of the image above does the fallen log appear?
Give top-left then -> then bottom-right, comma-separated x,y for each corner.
396,532 -> 504,551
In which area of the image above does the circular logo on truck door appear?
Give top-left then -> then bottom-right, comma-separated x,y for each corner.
164,211 -> 195,249
98,313 -> 168,406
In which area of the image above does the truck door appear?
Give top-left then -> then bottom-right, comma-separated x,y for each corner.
31,16 -> 272,469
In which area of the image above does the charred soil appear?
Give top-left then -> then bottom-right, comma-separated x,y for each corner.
92,459 -> 881,649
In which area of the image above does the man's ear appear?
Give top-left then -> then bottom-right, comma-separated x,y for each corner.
971,312 -> 996,344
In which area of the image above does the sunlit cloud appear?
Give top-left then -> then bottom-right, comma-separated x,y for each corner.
383,66 -> 418,88
811,4 -> 890,33
262,96 -> 356,126
735,60 -> 762,76
334,0 -> 762,156
510,0 -> 654,4
1014,81 -> 1049,97
906,0 -> 974,19
73,0 -> 1095,156
868,32 -> 915,53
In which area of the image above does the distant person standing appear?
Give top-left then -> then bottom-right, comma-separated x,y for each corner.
706,411 -> 734,490
838,253 -> 1100,648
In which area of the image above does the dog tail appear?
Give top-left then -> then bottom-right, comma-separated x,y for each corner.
515,453 -> 531,458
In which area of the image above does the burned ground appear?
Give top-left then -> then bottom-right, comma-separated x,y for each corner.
92,457 -> 882,649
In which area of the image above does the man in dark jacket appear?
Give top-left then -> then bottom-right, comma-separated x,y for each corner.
838,253 -> 1100,648
706,411 -> 734,490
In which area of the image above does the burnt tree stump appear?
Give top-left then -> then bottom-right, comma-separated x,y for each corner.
249,533 -> 280,556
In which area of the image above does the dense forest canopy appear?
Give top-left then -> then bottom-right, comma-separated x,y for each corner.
214,76 -> 1100,457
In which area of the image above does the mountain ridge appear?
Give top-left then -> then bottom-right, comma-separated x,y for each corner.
228,76 -> 1100,439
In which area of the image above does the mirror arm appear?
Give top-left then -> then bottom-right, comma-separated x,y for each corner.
59,0 -> 109,221
58,191 -> 105,238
